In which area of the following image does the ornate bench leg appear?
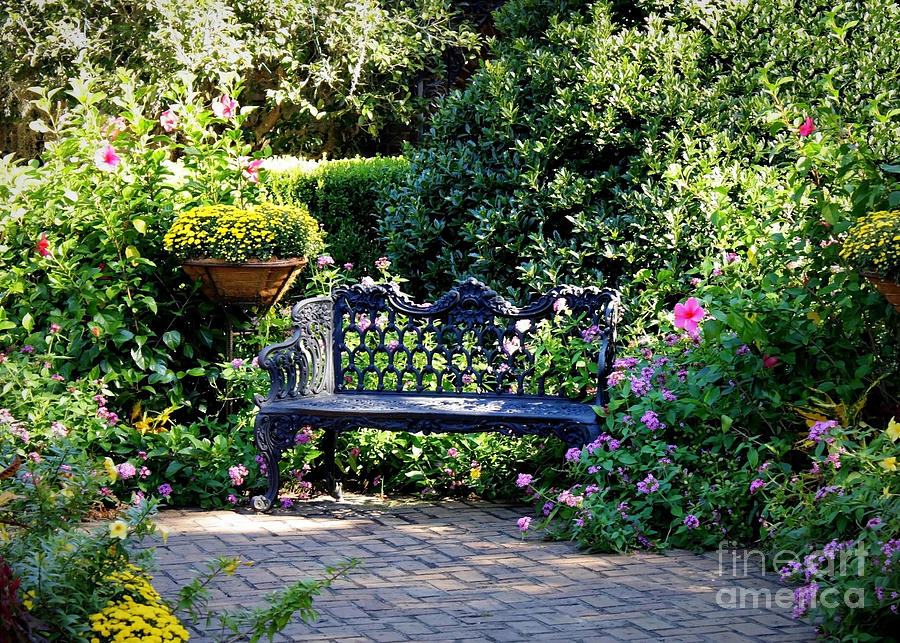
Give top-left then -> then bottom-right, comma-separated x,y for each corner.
322,429 -> 342,501
252,414 -> 282,512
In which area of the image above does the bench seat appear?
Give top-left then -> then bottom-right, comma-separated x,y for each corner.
260,392 -> 600,425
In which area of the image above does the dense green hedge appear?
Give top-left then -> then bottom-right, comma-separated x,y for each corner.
378,0 -> 900,300
262,157 -> 409,276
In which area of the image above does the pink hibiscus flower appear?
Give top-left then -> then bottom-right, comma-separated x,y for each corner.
673,297 -> 706,332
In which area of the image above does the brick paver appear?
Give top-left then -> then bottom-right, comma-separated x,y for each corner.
151,495 -> 815,642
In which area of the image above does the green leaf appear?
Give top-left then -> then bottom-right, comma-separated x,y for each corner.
163,330 -> 182,349
133,219 -> 147,234
721,415 -> 733,432
21,313 -> 34,332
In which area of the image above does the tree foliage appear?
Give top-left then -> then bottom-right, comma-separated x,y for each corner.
0,0 -> 479,157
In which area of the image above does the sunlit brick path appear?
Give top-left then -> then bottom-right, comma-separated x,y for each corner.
151,497 -> 815,642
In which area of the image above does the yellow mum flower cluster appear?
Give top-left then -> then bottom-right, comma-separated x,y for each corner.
164,203 -> 324,263
88,567 -> 189,643
840,209 -> 900,282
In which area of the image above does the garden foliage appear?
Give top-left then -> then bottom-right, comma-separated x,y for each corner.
0,0 -> 479,157
375,0 -> 900,635
261,156 -> 409,283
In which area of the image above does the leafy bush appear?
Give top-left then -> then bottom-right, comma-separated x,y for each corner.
262,156 -> 409,283
0,0 -> 479,158
378,0 -> 900,300
336,430 -> 562,500
761,419 -> 900,637
0,76 -> 278,414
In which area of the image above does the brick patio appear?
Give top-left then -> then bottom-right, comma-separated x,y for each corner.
151,495 -> 815,642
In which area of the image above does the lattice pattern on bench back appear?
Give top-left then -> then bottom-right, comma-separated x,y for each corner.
331,278 -> 618,402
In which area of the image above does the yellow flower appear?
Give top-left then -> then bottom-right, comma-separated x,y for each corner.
156,523 -> 170,545
22,589 -> 35,610
470,467 -> 481,480
886,418 -> 900,443
109,521 -> 129,540
103,457 -> 118,482
879,456 -> 897,472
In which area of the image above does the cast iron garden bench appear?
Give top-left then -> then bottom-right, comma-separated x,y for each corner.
251,278 -> 619,511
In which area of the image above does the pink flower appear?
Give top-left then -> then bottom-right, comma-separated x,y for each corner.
102,117 -> 126,140
212,94 -> 239,119
94,144 -> 121,171
49,323 -> 61,334
762,354 -> 779,369
242,158 -> 265,184
317,255 -> 335,269
159,108 -> 178,132
446,448 -> 459,458
673,297 -> 706,332
36,233 -> 51,257
343,263 -> 354,270
375,257 -> 392,271
503,336 -> 521,355
799,117 -> 816,137
116,462 -> 137,480
517,516 -> 532,532
349,447 -> 360,457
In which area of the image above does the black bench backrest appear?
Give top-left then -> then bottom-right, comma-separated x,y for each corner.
331,278 -> 618,402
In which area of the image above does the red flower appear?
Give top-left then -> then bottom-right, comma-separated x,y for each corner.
798,117 -> 815,137
762,354 -> 779,369
36,233 -> 51,257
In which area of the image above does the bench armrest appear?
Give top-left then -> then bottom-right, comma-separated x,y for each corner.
255,297 -> 333,405
595,294 -> 621,407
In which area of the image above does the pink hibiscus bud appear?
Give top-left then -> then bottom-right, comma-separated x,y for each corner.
212,94 -> 239,119
673,297 -> 706,332
762,354 -> 779,369
102,117 -> 126,140
798,116 -> 816,137
159,108 -> 179,132
242,158 -> 265,184
94,144 -> 122,171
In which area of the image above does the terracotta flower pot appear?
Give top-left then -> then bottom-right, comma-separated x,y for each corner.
861,272 -> 900,314
181,257 -> 307,310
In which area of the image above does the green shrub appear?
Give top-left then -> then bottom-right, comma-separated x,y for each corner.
761,419 -> 900,636
377,0 -> 900,300
0,0 -> 479,158
262,156 -> 409,281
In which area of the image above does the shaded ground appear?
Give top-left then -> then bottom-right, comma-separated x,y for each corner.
151,495 -> 815,642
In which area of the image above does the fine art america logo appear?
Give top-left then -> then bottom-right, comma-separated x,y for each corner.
715,541 -> 867,614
